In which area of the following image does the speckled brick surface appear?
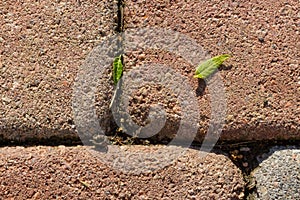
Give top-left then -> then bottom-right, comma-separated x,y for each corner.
0,0 -> 117,141
122,0 -> 300,141
0,145 -> 245,199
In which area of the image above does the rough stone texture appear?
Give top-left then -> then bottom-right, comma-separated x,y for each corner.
252,146 -> 300,200
123,0 -> 300,141
0,0 -> 117,142
1,0 -> 299,145
0,146 -> 244,199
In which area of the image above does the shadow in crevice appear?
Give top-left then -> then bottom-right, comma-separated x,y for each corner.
0,127 -> 82,147
195,78 -> 206,97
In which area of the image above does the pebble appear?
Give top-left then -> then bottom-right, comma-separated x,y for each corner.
141,87 -> 148,96
240,147 -> 250,152
138,53 -> 146,61
2,97 -> 12,104
242,162 -> 248,167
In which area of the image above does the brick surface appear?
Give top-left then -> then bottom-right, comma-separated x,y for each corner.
122,0 -> 300,141
0,0 -> 117,142
0,145 -> 245,199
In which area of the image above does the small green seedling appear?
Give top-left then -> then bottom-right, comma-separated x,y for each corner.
194,54 -> 230,79
113,55 -> 123,85
110,54 -> 124,109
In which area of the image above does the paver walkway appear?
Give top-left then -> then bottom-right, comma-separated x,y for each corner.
0,1 -> 299,199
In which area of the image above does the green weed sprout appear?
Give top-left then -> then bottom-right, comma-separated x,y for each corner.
113,55 -> 123,85
110,54 -> 124,109
194,54 -> 230,79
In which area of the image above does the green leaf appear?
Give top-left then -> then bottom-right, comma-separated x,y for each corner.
113,55 -> 123,85
194,54 -> 230,79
